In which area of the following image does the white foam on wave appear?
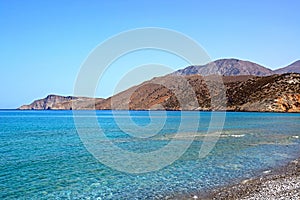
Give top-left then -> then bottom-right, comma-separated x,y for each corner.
263,170 -> 271,174
229,134 -> 245,138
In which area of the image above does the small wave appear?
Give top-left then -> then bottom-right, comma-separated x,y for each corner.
221,134 -> 245,138
229,134 -> 245,138
262,170 -> 271,174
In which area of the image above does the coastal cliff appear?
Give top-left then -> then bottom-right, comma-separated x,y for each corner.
19,95 -> 104,110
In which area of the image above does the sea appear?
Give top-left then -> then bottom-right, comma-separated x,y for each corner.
1,110 -> 300,199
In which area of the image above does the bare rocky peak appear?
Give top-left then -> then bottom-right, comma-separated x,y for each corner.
174,59 -> 273,76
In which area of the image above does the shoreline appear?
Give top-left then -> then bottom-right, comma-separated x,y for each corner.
7,109 -> 300,113
171,157 -> 300,199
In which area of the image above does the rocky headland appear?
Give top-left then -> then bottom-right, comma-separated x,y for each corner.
18,95 -> 104,110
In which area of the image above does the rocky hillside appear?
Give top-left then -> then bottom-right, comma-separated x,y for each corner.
225,73 -> 300,112
174,59 -> 273,76
92,73 -> 300,112
19,74 -> 300,112
274,60 -> 300,74
19,94 -> 104,110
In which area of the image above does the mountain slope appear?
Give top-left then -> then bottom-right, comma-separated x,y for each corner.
274,60 -> 300,74
93,73 -> 300,112
18,73 -> 300,112
225,73 -> 300,112
174,59 -> 273,76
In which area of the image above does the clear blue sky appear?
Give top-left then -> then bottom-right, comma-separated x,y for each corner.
0,0 -> 299,108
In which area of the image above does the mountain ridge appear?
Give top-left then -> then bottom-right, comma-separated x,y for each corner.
18,58 -> 300,112
173,58 -> 300,76
174,58 -> 273,76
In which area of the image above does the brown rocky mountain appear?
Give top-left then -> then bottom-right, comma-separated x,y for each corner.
19,94 -> 104,110
19,73 -> 300,112
225,73 -> 300,112
274,60 -> 300,74
174,59 -> 273,76
93,73 -> 300,112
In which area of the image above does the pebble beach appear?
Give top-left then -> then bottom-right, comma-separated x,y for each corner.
197,158 -> 300,200
170,158 -> 300,200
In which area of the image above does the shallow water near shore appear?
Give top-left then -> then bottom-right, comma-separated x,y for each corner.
1,110 -> 300,199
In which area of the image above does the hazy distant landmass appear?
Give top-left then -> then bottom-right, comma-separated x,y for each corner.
18,58 -> 300,112
19,95 -> 104,110
174,59 -> 273,76
273,60 -> 300,74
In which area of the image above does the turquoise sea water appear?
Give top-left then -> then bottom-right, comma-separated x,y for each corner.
1,110 -> 300,199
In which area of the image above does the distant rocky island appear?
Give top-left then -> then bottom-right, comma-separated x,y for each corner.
19,58 -> 300,112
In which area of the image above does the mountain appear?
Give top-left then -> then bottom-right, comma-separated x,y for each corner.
19,94 -> 104,110
274,60 -> 300,74
92,73 -> 300,112
18,73 -> 300,112
174,59 -> 273,76
225,73 -> 300,112
18,58 -> 300,112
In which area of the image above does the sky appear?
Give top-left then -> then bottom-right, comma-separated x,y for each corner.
0,0 -> 300,108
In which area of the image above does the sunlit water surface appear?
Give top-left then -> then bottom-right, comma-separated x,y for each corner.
1,110 -> 300,199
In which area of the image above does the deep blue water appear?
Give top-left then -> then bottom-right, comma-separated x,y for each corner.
0,110 -> 300,199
